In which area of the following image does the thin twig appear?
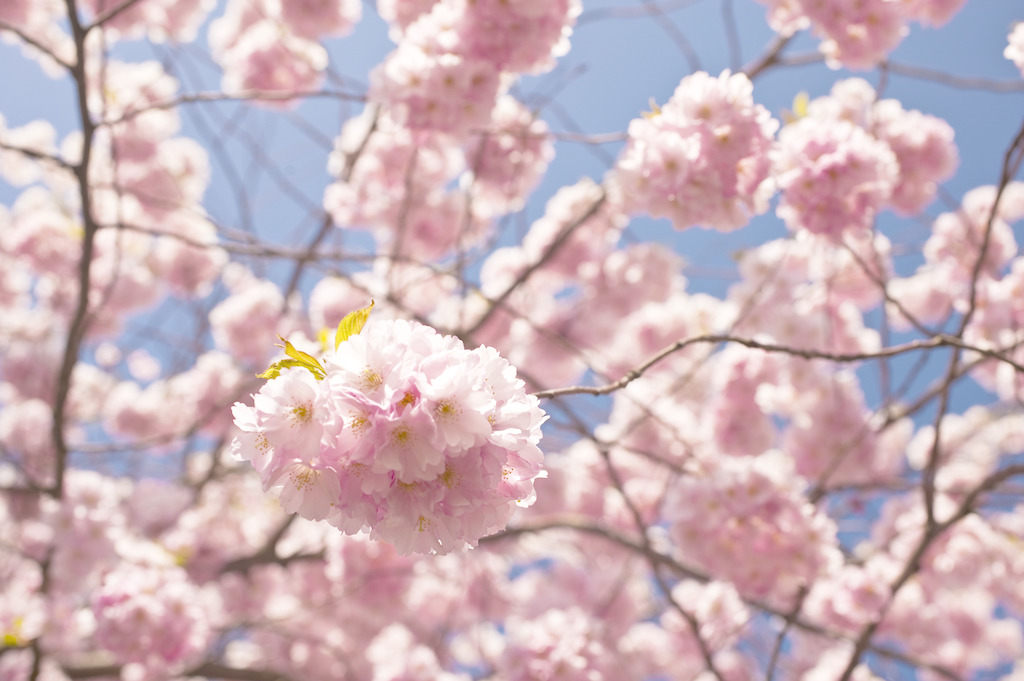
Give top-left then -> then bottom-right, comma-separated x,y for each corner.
532,333 -> 1024,400
0,18 -> 72,69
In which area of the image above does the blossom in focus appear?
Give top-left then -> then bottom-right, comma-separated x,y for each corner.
231,302 -> 547,554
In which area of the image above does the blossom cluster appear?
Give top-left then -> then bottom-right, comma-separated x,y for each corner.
209,0 -> 361,97
369,0 -> 580,135
773,78 -> 957,240
232,306 -> 547,554
92,563 -> 214,674
610,70 -> 778,232
755,0 -> 967,69
323,96 -> 553,261
664,453 -> 840,606
80,0 -> 213,42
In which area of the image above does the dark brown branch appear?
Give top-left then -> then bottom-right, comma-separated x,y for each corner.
50,0 -> 99,500
0,18 -> 72,69
84,0 -> 145,32
0,141 -> 74,171
64,661 -> 295,681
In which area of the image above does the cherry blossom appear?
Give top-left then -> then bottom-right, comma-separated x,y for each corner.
232,307 -> 547,553
611,70 -> 778,231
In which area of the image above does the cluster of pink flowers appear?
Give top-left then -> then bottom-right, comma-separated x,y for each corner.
324,3 -> 564,260
465,96 -> 554,217
376,0 -> 439,35
774,79 -> 957,240
755,0 -> 967,69
323,95 -> 553,259
80,0 -> 214,42
0,116 -> 57,188
442,0 -> 579,75
727,233 -> 884,354
209,0 -> 360,98
209,264 -> 292,366
101,350 -> 243,442
497,608 -> 614,681
0,1 -> 72,74
773,116 -> 898,240
232,309 -> 547,554
369,0 -> 580,135
472,249 -> 586,390
0,54 -> 237,486
92,563 -> 214,677
324,109 -> 461,230
862,495 -> 1024,675
890,182 -> 1023,343
705,346 -> 780,458
85,60 -> 214,223
664,453 -> 840,605
777,367 -> 909,486
369,43 -> 502,136
323,109 -> 489,260
520,178 -> 626,279
610,70 -> 778,232
921,183 -> 1020,292
803,563 -> 892,636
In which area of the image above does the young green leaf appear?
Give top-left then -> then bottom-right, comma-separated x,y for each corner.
257,336 -> 327,381
335,300 -> 375,350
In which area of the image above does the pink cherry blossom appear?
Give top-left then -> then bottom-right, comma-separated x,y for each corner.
209,269 -> 289,365
377,0 -> 440,35
432,0 -> 581,75
144,213 -> 226,298
521,177 -> 626,279
369,43 -> 501,136
873,98 -> 958,214
754,0 -> 968,69
498,608 -> 617,681
611,70 -> 778,231
80,0 -> 215,42
92,562 -> 214,671
774,115 -> 898,239
232,317 -> 547,553
280,0 -> 361,40
664,452 -> 841,606
463,96 -> 554,217
217,19 -> 329,97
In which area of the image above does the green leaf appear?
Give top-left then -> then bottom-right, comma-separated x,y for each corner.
256,358 -> 307,380
280,336 -> 327,378
335,300 -> 375,350
257,336 -> 327,381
